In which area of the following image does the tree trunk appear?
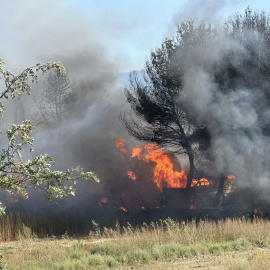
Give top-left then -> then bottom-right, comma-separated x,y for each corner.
212,172 -> 227,208
186,145 -> 195,189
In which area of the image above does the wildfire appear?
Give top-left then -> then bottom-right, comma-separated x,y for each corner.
192,178 -> 210,186
127,170 -> 136,180
100,197 -> 108,203
115,138 -> 129,156
119,206 -> 128,212
98,197 -> 108,206
226,174 -> 235,183
97,196 -> 128,212
131,143 -> 188,190
115,139 -> 210,191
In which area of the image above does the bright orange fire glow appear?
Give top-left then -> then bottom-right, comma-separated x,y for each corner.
100,197 -> 108,203
127,170 -> 136,180
226,174 -> 235,183
115,138 -> 129,156
131,144 -> 211,190
192,178 -> 210,186
98,197 -> 109,206
130,143 -> 189,191
116,139 -> 210,191
119,206 -> 128,212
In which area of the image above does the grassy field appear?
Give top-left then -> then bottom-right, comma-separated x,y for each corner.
0,215 -> 269,269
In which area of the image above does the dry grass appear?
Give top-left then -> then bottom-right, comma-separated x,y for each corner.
95,217 -> 270,248
0,216 -> 269,269
127,248 -> 270,269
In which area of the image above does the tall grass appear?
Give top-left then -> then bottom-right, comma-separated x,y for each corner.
95,216 -> 270,247
0,213 -> 80,240
0,213 -> 270,245
1,216 -> 270,269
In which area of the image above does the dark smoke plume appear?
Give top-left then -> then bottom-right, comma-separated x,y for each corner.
2,1 -> 270,216
0,1 -> 158,211
176,20 -> 270,201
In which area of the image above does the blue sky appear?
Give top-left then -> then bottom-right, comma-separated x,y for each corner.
1,1 -> 270,73
65,0 -> 270,71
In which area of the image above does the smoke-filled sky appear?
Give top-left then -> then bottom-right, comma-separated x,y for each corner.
2,0 -> 270,208
0,0 -> 270,72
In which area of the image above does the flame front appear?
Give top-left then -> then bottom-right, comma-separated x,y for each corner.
226,174 -> 235,183
115,139 -> 210,191
192,178 -> 210,186
127,170 -> 136,180
131,143 -> 188,190
119,206 -> 128,212
98,197 -> 108,206
115,138 -> 129,156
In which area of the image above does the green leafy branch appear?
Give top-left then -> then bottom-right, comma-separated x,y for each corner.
0,59 -> 99,214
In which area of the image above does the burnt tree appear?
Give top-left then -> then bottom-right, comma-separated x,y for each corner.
123,7 -> 270,207
122,25 -> 214,188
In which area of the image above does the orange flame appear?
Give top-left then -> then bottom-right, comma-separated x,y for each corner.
115,138 -> 129,156
192,178 -> 210,186
116,139 -> 210,191
226,174 -> 235,183
127,171 -> 136,180
100,197 -> 108,203
130,143 -> 188,191
119,206 -> 128,212
98,197 -> 109,206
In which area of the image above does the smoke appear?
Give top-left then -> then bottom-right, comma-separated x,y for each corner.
177,26 -> 270,199
27,49 -> 159,210
0,0 -> 157,210
171,0 -> 244,27
0,0 -> 98,69
2,0 -> 270,215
